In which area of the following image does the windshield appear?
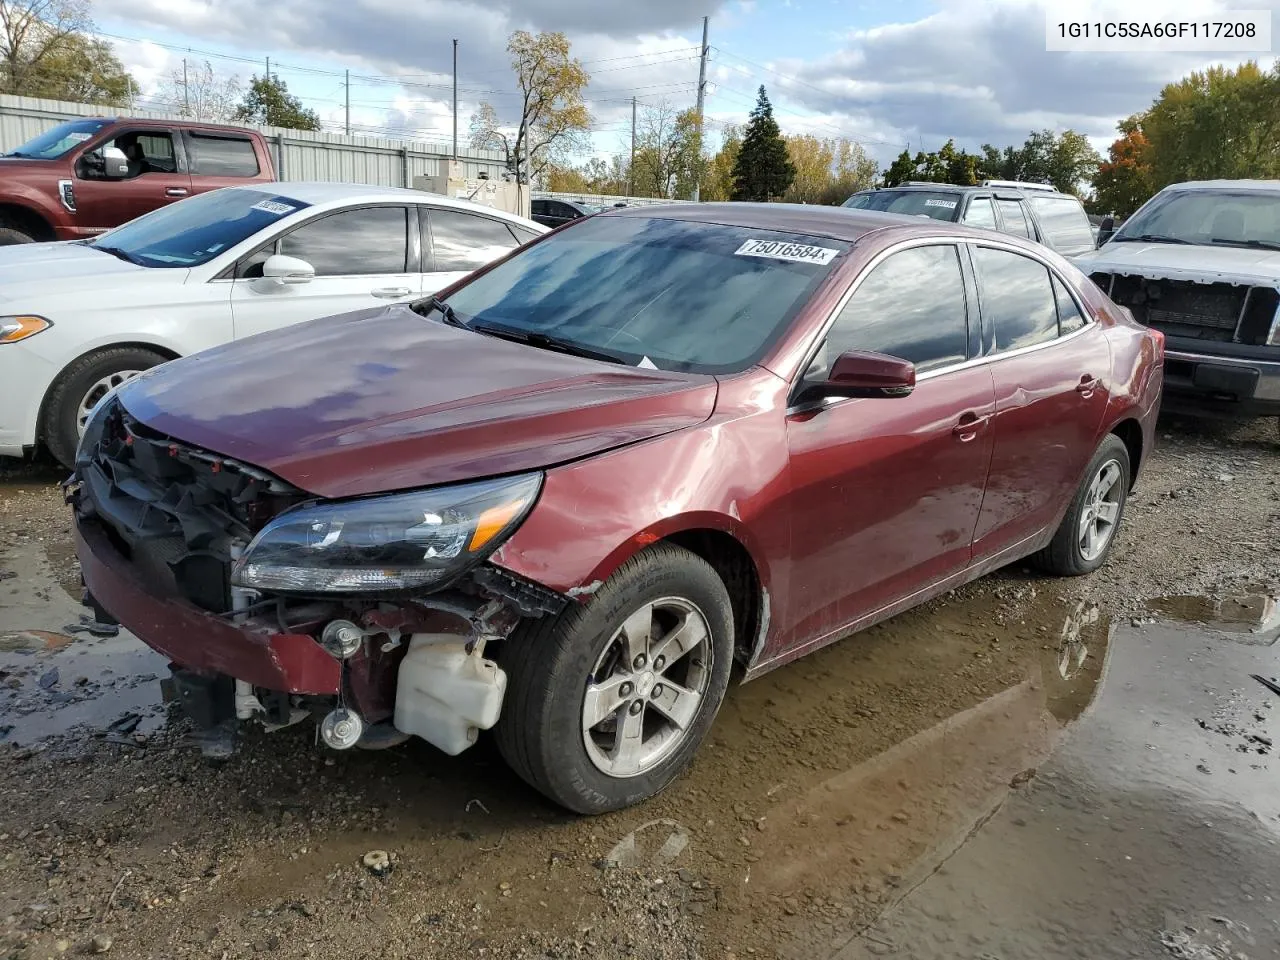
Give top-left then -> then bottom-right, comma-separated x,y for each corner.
842,190 -> 962,222
442,216 -> 848,374
87,189 -> 310,269
5,119 -> 109,159
1114,189 -> 1280,248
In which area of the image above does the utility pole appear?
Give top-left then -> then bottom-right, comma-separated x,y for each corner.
692,15 -> 709,202
629,96 -> 637,197
451,39 -> 459,162
182,58 -> 190,116
265,56 -> 270,82
344,69 -> 351,135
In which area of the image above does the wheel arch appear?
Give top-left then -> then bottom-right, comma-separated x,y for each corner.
0,201 -> 56,242
1107,417 -> 1143,490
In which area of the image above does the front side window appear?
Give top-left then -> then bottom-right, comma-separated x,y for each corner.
189,135 -> 260,177
842,190 -> 962,222
429,209 -> 520,271
996,199 -> 1032,238
815,244 -> 969,377
973,247 -> 1059,352
963,197 -> 996,229
441,216 -> 848,374
87,189 -> 309,268
281,206 -> 408,276
1112,189 -> 1280,249
5,118 -> 108,159
1028,195 -> 1094,252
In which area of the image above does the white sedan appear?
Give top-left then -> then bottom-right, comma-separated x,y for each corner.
0,182 -> 546,466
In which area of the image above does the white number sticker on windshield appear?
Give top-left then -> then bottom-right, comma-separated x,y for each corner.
251,199 -> 296,216
924,198 -> 958,209
734,238 -> 838,265
66,132 -> 92,144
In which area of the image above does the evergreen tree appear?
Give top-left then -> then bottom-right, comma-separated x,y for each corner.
731,86 -> 794,201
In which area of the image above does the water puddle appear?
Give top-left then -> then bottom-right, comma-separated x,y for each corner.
1147,591 -> 1280,643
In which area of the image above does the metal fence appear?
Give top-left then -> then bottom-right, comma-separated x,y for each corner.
0,93 -> 509,185
534,190 -> 695,207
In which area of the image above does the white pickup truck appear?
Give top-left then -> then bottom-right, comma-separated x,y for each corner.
1074,179 -> 1280,419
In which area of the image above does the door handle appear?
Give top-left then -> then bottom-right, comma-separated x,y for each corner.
372,286 -> 412,299
1075,375 -> 1100,395
952,413 -> 990,440
165,187 -> 188,197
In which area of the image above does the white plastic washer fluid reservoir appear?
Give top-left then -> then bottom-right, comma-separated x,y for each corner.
393,634 -> 508,755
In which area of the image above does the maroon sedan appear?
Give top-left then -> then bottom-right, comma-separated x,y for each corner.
69,204 -> 1164,813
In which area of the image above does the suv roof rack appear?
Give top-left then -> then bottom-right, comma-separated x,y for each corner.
979,179 -> 1057,192
900,181 -> 960,188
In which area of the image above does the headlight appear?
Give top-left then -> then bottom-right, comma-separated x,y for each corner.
0,315 -> 52,344
230,473 -> 542,594
1267,302 -> 1280,346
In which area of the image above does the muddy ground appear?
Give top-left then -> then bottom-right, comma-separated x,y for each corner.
1,417 -> 1278,960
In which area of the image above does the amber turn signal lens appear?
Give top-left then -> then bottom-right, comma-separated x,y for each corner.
469,499 -> 528,553
0,315 -> 52,344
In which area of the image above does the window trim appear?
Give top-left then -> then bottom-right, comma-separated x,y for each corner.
787,234 -> 1095,413
215,202 -> 414,281
422,205 -> 522,274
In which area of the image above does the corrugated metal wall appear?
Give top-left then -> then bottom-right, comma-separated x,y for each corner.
0,94 -> 508,184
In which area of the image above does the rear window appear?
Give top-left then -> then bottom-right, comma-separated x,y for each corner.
189,134 -> 260,177
842,190 -> 961,222
1029,195 -> 1093,253
442,216 -> 848,374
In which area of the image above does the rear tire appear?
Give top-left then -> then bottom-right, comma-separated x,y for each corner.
42,347 -> 169,468
494,543 -> 734,814
1032,434 -> 1130,576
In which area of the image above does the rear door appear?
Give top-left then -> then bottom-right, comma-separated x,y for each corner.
184,131 -> 266,198
780,242 -> 996,653
968,243 -> 1111,561
230,204 -> 416,339
995,196 -> 1034,240
960,194 -> 997,231
422,206 -> 523,294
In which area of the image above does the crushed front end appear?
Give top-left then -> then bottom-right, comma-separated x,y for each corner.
67,397 -> 565,757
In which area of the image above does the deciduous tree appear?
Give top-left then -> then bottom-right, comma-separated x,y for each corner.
159,59 -> 241,122
233,73 -> 321,131
701,125 -> 740,201
1090,115 -> 1154,217
0,0 -> 135,104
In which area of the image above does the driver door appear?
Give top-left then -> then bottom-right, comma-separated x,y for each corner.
72,128 -> 191,233
230,204 -> 417,340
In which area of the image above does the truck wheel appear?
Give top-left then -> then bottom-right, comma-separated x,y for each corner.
494,543 -> 735,814
42,347 -> 169,468
0,225 -> 36,245
1032,434 -> 1130,577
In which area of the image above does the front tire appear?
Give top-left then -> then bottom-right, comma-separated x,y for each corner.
0,225 -> 36,245
1032,434 -> 1130,576
494,543 -> 735,814
42,347 -> 169,468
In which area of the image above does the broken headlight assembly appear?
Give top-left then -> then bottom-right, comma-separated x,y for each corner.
230,472 -> 543,594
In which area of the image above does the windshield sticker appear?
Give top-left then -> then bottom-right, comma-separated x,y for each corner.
637,355 -> 659,370
251,199 -> 297,216
65,132 -> 92,144
924,198 -> 958,209
734,238 -> 838,265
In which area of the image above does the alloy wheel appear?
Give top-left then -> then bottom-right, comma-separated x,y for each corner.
1078,459 -> 1123,562
76,370 -> 142,436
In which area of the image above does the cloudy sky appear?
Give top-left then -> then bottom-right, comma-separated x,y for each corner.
93,0 -> 1279,165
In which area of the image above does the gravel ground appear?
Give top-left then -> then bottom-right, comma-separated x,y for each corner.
0,414 -> 1277,960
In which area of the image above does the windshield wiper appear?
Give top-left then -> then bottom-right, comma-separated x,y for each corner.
417,295 -> 467,328
1111,233 -> 1192,245
470,320 -> 627,365
1208,238 -> 1280,251
92,244 -> 147,265
4,151 -> 31,158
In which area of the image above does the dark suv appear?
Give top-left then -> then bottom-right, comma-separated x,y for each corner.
843,181 -> 1096,258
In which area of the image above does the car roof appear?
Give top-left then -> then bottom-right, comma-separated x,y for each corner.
227,181 -> 545,227
1162,179 -> 1280,193
598,201 -> 964,243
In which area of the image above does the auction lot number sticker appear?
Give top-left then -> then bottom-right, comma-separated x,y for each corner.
735,238 -> 838,265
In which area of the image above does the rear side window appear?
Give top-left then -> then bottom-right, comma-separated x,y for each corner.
973,247 -> 1059,352
821,244 -> 969,374
429,209 -> 520,271
963,198 -> 996,229
1029,195 -> 1093,253
996,199 -> 1032,238
189,135 -> 260,177
1054,275 -> 1087,334
280,206 -> 408,276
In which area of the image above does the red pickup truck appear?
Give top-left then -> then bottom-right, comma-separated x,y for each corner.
0,116 -> 276,245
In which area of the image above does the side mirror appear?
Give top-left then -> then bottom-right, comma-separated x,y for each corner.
1096,216 -> 1115,247
798,350 -> 916,405
262,254 -> 315,285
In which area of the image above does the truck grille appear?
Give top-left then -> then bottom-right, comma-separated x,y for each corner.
73,399 -> 305,613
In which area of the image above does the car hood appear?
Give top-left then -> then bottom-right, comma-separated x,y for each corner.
0,242 -> 181,304
115,305 -> 719,498
1076,241 -> 1280,286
